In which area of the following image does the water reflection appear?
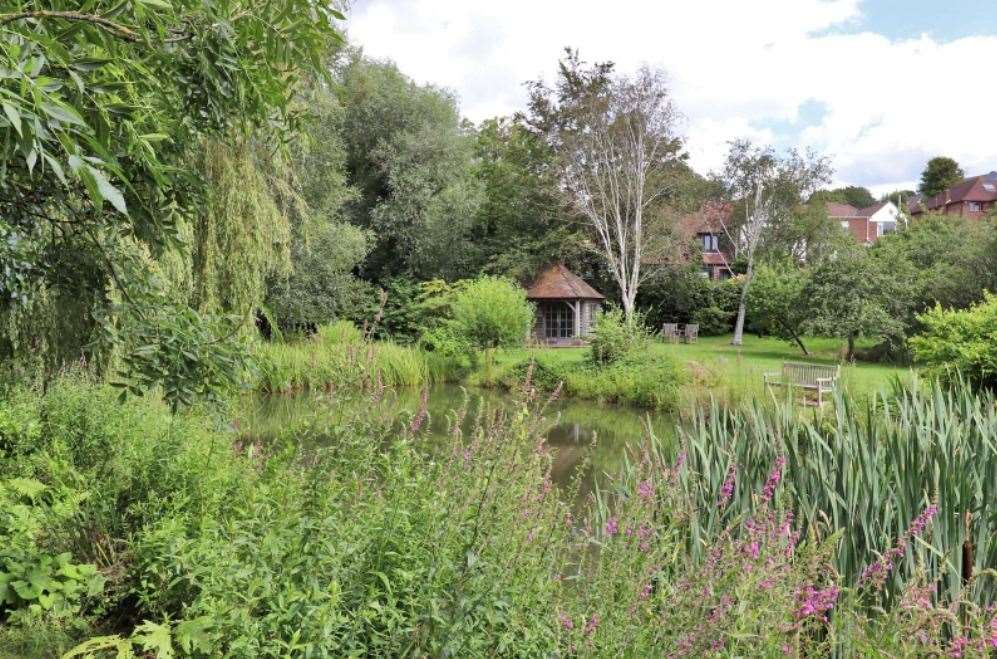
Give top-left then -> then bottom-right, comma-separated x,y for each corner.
238,385 -> 678,500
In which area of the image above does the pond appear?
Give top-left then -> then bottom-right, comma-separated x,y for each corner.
238,385 -> 679,502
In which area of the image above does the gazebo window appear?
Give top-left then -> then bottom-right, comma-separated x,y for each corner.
543,303 -> 575,339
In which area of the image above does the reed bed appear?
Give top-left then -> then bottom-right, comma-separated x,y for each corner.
671,379 -> 997,605
254,321 -> 433,393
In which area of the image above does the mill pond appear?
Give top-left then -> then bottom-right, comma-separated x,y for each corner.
239,384 -> 679,503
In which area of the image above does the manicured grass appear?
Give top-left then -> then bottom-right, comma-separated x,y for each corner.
478,334 -> 914,409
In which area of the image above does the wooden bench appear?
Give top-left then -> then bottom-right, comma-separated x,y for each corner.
682,324 -> 699,344
661,323 -> 680,343
764,362 -> 840,407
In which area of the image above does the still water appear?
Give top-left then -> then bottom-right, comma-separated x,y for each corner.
238,385 -> 678,499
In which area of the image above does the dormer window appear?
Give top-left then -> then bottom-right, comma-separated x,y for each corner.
701,233 -> 719,252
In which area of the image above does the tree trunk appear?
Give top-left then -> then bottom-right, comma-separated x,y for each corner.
846,333 -> 856,362
731,260 -> 755,346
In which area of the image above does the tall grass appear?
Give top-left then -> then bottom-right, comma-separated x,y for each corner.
3,376 -> 996,655
254,321 -> 433,393
673,378 -> 997,605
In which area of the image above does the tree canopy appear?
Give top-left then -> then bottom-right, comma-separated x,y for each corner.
0,1 -> 343,407
918,156 -> 964,197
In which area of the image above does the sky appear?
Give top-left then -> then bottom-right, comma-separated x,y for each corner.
345,0 -> 997,197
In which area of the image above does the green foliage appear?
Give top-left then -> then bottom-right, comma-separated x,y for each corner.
470,118 -> 584,279
803,246 -> 905,359
678,380 -> 997,607
638,268 -> 739,334
336,53 -> 483,281
588,308 -> 649,365
254,324 -> 433,393
448,276 -> 534,350
813,185 -> 875,209
918,156 -> 964,197
747,261 -> 810,353
0,0 -> 343,405
4,374 -> 997,654
909,293 -> 997,389
502,351 -> 683,410
870,215 -> 996,330
0,479 -> 104,622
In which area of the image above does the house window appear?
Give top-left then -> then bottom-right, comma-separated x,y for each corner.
967,201 -> 983,213
698,268 -> 711,279
840,221 -> 849,230
701,233 -> 719,252
877,221 -> 897,236
543,303 -> 575,339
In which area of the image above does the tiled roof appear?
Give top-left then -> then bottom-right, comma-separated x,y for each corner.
855,201 -> 887,217
917,171 -> 997,210
526,264 -> 605,300
825,202 -> 861,218
679,201 -> 733,233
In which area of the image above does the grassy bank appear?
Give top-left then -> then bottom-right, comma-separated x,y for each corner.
2,376 -> 994,656
253,322 -> 442,393
470,334 -> 913,411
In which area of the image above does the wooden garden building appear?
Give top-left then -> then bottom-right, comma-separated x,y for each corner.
526,264 -> 605,346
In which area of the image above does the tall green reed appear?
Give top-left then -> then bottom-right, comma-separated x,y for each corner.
674,379 -> 997,605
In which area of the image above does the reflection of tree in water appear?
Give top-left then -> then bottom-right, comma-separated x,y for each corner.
239,384 -> 678,503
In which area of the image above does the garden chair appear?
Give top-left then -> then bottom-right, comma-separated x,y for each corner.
764,362 -> 840,407
661,323 -> 680,343
682,324 -> 699,344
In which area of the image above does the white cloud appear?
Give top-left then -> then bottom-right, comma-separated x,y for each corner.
347,0 -> 997,193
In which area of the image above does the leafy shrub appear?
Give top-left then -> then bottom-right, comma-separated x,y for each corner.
909,292 -> 997,389
588,309 -> 649,365
448,276 -> 533,349
0,479 -> 105,623
690,305 -> 733,336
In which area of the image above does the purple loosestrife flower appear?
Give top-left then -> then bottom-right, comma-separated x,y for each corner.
795,585 -> 840,622
584,613 -> 599,637
717,464 -> 736,509
760,455 -> 786,504
637,479 -> 654,501
604,517 -> 619,536
559,613 -> 574,632
860,503 -> 939,589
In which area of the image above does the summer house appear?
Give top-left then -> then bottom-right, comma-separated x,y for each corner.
526,264 -> 605,346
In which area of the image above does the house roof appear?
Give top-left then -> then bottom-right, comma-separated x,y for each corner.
679,200 -> 733,234
825,202 -> 861,219
525,264 -> 605,300
914,171 -> 997,211
855,201 -> 887,217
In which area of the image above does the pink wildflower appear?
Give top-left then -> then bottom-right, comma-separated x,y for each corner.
559,613 -> 574,632
949,636 -> 969,658
745,541 -> 761,561
584,613 -> 599,637
637,479 -> 654,501
604,517 -> 619,537
860,504 -> 939,589
717,464 -> 736,509
795,585 -> 840,621
639,582 -> 653,600
760,455 -> 786,504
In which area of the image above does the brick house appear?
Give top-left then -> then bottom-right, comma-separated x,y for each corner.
826,200 -> 902,245
908,171 -> 997,218
679,202 -> 734,280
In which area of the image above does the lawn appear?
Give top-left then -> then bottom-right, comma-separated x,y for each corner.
483,334 -> 915,409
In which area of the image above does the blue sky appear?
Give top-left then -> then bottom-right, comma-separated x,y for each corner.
350,0 -> 997,194
843,0 -> 997,40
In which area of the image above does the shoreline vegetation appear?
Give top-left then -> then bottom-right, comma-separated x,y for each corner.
253,321 -> 914,414
3,372 -> 995,656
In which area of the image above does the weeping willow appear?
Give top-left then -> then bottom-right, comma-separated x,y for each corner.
187,135 -> 302,325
